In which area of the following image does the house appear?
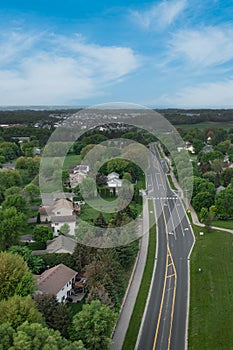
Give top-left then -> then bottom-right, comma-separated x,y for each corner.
39,198 -> 74,222
42,192 -> 74,206
32,235 -> 76,255
177,142 -> 195,154
35,264 -> 77,302
69,172 -> 86,188
39,198 -> 77,236
107,172 -> 120,181
107,172 -> 122,194
46,235 -> 76,254
68,163 -> 90,189
12,136 -> 30,143
51,215 -> 76,236
0,163 -> 15,170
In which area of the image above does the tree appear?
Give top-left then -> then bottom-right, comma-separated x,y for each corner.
2,194 -> 27,213
0,252 -> 36,300
220,168 -> 233,187
200,207 -> 209,222
215,187 -> 233,219
0,295 -> 43,329
0,323 -> 15,350
0,207 -> 26,250
34,294 -> 72,338
24,183 -> 40,202
123,172 -> 132,182
94,212 -> 107,228
9,246 -> 45,274
33,226 -> 53,243
59,223 -> 70,236
4,186 -> 23,197
70,300 -> 116,349
8,322 -> 86,350
80,177 -> 96,199
192,192 -> 215,213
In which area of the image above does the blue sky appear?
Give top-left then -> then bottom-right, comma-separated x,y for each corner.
1,0 -> 233,107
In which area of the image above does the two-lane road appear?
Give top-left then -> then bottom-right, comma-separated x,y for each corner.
137,144 -> 194,350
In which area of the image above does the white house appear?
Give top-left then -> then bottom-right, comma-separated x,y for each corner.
35,264 -> 77,302
39,199 -> 76,236
51,215 -> 76,236
39,198 -> 74,222
107,172 -> 122,194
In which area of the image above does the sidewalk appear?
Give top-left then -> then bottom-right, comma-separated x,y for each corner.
112,196 -> 150,350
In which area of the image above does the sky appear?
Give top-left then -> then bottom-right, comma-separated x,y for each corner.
1,0 -> 233,108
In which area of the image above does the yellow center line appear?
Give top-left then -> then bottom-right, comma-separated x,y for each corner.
151,156 -> 177,350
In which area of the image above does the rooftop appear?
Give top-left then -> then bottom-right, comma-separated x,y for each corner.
36,263 -> 77,295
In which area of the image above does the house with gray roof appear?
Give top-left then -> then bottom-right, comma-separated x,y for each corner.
35,263 -> 77,302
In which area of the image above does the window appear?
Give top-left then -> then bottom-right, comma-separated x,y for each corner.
55,223 -> 59,226
57,211 -> 61,215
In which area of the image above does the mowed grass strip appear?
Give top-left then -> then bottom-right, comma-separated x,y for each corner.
122,199 -> 156,350
189,216 -> 233,350
167,174 -> 177,190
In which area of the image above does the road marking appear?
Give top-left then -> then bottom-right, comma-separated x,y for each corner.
152,199 -> 177,350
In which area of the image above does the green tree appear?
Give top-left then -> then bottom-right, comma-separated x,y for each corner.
192,192 -> 215,213
34,294 -> 72,338
0,323 -> 15,350
0,252 -> 36,300
2,194 -> 27,212
80,177 -> 96,199
220,168 -> 233,187
0,207 -> 26,250
215,187 -> 233,219
9,246 -> 45,274
33,226 -> 53,243
0,295 -> 43,329
4,186 -> 23,197
123,172 -> 132,182
59,223 -> 70,235
24,183 -> 40,202
10,322 -> 86,350
70,300 -> 116,349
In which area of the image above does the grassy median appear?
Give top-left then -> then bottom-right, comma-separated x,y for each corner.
189,217 -> 233,350
122,199 -> 156,350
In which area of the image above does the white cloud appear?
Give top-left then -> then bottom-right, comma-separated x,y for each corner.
159,79 -> 233,107
169,26 -> 233,67
131,0 -> 187,30
0,30 -> 141,105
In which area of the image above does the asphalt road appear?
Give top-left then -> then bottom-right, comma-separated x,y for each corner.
137,144 -> 194,350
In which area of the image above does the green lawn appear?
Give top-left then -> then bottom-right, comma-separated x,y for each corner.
122,199 -> 156,350
211,220 -> 233,230
189,217 -> 233,350
63,154 -> 82,169
167,174 -> 177,190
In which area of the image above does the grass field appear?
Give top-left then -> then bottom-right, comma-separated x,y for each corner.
211,219 -> 233,230
189,217 -> 233,350
63,154 -> 82,169
176,121 -> 233,131
167,174 -> 177,190
122,199 -> 156,350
